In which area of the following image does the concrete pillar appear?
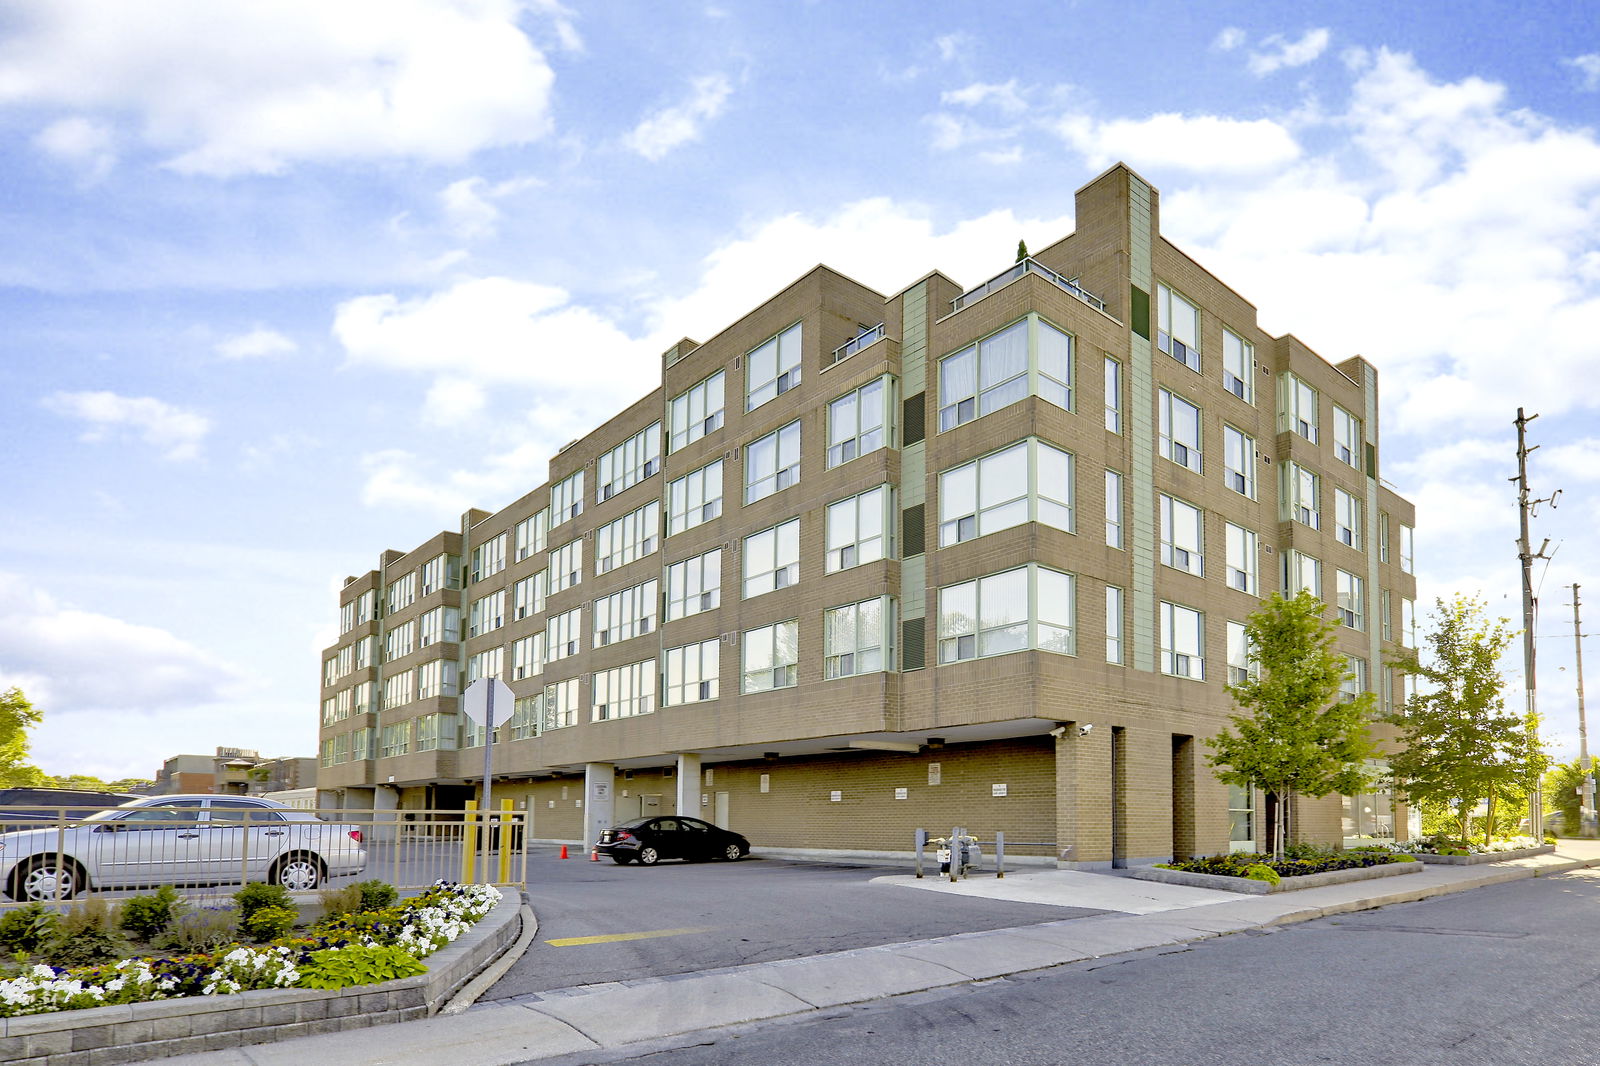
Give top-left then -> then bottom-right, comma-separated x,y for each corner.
676,753 -> 702,817
583,763 -> 616,852
371,785 -> 400,844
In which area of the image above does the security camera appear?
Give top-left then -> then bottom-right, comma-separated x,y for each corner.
1078,724 -> 1094,737
1048,725 -> 1068,738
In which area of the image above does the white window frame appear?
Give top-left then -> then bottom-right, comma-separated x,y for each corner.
825,596 -> 893,679
470,532 -> 508,583
1157,283 -> 1201,371
826,485 -> 890,572
1159,389 -> 1202,473
1222,327 -> 1253,402
1335,488 -> 1362,550
1280,373 -> 1319,443
1160,494 -> 1204,576
1226,621 -> 1255,685
663,638 -> 720,706
667,459 -> 724,536
514,511 -> 548,562
743,518 -> 800,598
665,547 -> 722,620
937,564 -> 1074,663
746,322 -> 803,412
937,315 -> 1073,432
543,678 -> 580,731
1333,406 -> 1362,469
466,646 -> 503,683
467,590 -> 505,637
550,470 -> 584,525
1283,461 -> 1321,529
546,606 -> 583,663
380,722 -> 410,758
1400,523 -> 1415,574
1104,356 -> 1121,433
1159,601 -> 1204,680
1105,469 -> 1123,549
549,538 -> 583,593
1225,523 -> 1258,595
594,579 -> 658,647
745,421 -> 801,504
742,619 -> 799,693
597,422 -> 662,502
1337,570 -> 1365,630
1223,425 -> 1255,498
1106,584 -> 1124,665
939,438 -> 1073,546
592,660 -> 656,722
827,376 -> 891,468
595,500 -> 661,575
511,633 -> 545,681
1285,550 -> 1322,597
669,370 -> 726,452
512,572 -> 546,620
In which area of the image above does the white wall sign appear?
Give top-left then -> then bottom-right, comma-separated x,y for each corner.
830,790 -> 843,803
894,787 -> 908,800
928,763 -> 941,786
992,783 -> 1007,797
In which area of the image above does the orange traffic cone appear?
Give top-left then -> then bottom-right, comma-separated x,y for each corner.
590,848 -> 600,862
559,845 -> 568,859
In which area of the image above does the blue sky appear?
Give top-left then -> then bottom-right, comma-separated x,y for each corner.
1,1 -> 1597,780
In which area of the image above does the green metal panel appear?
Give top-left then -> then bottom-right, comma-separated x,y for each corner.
1129,176 -> 1157,673
902,551 -> 926,635
902,283 -> 927,398
1363,364 -> 1382,695
1130,285 -> 1151,340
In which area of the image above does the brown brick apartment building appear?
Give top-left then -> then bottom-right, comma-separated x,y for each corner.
316,164 -> 1418,868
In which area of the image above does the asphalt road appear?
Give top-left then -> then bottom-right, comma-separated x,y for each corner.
489,851 -> 1104,998
520,868 -> 1600,1066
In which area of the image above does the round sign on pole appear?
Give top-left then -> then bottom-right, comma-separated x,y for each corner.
462,679 -> 516,727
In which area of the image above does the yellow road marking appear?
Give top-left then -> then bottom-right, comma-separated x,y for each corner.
545,927 -> 710,947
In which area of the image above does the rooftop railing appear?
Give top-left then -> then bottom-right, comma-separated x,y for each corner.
951,257 -> 1106,314
829,323 -> 886,366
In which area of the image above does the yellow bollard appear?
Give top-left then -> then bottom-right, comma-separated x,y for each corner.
462,800 -> 478,884
498,799 -> 514,885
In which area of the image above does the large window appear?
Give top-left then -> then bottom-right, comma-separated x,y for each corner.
1223,426 -> 1255,498
1333,406 -> 1362,468
1159,390 -> 1202,473
415,659 -> 458,700
595,500 -> 660,575
1280,373 -> 1319,442
1105,469 -> 1123,549
1336,570 -> 1365,630
594,580 -> 657,646
511,633 -> 545,681
1226,621 -> 1254,685
1159,601 -> 1204,679
543,679 -> 580,731
827,377 -> 890,468
382,670 -> 413,710
380,723 -> 409,759
667,459 -> 724,536
1156,283 -> 1201,371
514,511 -> 547,562
470,532 -> 507,583
663,639 -> 719,706
742,620 -> 799,692
825,597 -> 892,679
549,538 -> 583,593
744,519 -> 800,598
1106,585 -> 1124,664
466,646 -> 503,682
938,565 -> 1074,663
1282,461 -> 1320,529
1285,550 -> 1321,597
592,660 -> 656,721
1334,488 -> 1362,550
1403,597 -> 1416,646
745,421 -> 801,504
512,572 -> 545,620
546,607 -> 583,662
1222,328 -> 1253,402
669,370 -> 725,452
384,620 -> 415,661
665,547 -> 722,620
1400,523 -> 1415,573
1104,356 -> 1121,433
351,728 -> 375,761
939,438 -> 1072,546
826,485 -> 890,572
1160,494 -> 1204,576
598,423 -> 661,502
1225,523 -> 1258,594
938,315 -> 1072,431
385,572 -> 416,615
414,712 -> 456,752
747,322 -> 803,412
510,694 -> 542,740
548,471 -> 582,526
467,590 -> 504,637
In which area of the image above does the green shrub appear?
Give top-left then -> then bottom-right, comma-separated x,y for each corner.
0,903 -> 61,954
354,879 -> 398,912
48,898 -> 124,965
233,882 -> 293,924
157,906 -> 238,952
241,904 -> 297,943
296,944 -> 427,990
119,885 -> 182,941
317,883 -> 364,919
1243,863 -> 1281,885
1393,854 -> 1417,862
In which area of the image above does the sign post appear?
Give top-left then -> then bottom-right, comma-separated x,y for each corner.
461,678 -> 516,881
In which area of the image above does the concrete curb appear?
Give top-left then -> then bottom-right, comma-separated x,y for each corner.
1414,844 -> 1555,864
1130,857 -> 1422,894
438,904 -> 538,1016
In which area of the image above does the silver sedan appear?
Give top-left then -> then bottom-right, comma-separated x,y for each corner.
0,795 -> 367,901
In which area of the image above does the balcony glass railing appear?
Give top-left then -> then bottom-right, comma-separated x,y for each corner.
951,258 -> 1106,314
829,323 -> 885,365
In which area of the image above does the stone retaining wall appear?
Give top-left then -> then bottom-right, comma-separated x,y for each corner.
1130,859 -> 1423,895
0,889 -> 521,1066
1413,844 -> 1554,865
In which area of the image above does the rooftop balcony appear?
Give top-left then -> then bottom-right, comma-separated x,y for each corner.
828,322 -> 886,367
950,258 -> 1106,315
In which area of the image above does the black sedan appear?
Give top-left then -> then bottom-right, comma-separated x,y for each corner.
595,816 -> 749,865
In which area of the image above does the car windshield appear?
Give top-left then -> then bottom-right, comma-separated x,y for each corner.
80,802 -> 167,824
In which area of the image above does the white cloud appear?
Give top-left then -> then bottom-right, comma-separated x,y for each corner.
623,74 -> 733,161
1565,53 -> 1600,91
32,115 -> 115,179
42,390 -> 212,460
1247,28 -> 1331,76
0,0 -> 559,175
935,33 -> 970,64
215,326 -> 297,359
1213,27 -> 1246,52
1541,438 -> 1600,483
1053,111 -> 1302,173
0,573 -> 245,718
359,439 -> 563,517
438,174 -> 542,240
421,377 -> 488,427
941,80 -> 1028,115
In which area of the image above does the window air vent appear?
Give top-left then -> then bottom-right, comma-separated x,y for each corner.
901,617 -> 926,671
902,505 -> 926,557
902,392 -> 926,446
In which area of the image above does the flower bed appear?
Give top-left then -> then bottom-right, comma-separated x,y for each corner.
1131,851 -> 1420,895
1357,836 -> 1555,864
0,881 -> 500,1019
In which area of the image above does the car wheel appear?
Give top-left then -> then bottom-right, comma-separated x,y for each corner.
270,853 -> 326,891
611,855 -> 634,865
722,843 -> 745,862
14,857 -> 86,901
637,846 -> 660,866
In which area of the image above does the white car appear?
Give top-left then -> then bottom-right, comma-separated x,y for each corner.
0,795 -> 367,902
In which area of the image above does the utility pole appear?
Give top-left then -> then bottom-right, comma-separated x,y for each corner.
1512,408 -> 1558,837
1574,584 -> 1594,836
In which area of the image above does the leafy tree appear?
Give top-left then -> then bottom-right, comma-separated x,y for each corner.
1015,239 -> 1029,262
0,687 -> 44,787
1208,591 -> 1379,858
1543,759 -> 1589,835
1385,595 -> 1548,845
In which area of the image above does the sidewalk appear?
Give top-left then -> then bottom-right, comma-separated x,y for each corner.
170,840 -> 1600,1066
